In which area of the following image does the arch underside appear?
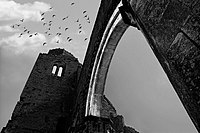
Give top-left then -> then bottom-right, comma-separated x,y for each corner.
84,0 -> 200,132
85,8 -> 129,116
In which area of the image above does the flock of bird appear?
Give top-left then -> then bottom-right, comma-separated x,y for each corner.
10,2 -> 90,46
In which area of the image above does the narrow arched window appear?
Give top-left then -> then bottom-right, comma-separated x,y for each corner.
57,67 -> 63,77
52,65 -> 57,74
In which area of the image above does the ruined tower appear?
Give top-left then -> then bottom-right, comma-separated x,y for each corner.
1,48 -> 82,133
1,48 -> 138,133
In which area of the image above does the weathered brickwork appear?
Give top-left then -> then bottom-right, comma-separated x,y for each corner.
130,0 -> 200,131
1,49 -> 82,133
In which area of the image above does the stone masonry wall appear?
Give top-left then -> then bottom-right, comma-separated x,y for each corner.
1,49 -> 82,133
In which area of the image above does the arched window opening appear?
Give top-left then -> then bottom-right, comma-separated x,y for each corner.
52,65 -> 57,74
57,67 -> 63,77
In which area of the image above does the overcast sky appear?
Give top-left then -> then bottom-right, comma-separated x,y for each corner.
0,0 -> 197,133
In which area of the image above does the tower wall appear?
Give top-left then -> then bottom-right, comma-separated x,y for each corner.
1,49 -> 82,133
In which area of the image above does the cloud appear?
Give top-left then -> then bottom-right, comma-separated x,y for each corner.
0,25 -> 20,32
0,32 -> 46,54
0,0 -> 51,22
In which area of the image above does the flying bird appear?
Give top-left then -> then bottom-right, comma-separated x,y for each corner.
56,32 -> 62,36
34,33 -> 38,35
11,25 -> 15,28
29,34 -> 33,37
56,40 -> 59,43
62,16 -> 68,20
41,18 -> 45,21
20,19 -> 24,22
79,30 -> 82,34
27,31 -> 30,34
86,17 -> 90,23
76,19 -> 79,22
84,38 -> 88,41
16,24 -> 20,27
49,7 -> 53,10
18,33 -> 23,37
71,2 -> 75,5
43,42 -> 47,46
65,27 -> 68,31
83,10 -> 87,14
43,23 -> 47,26
52,15 -> 56,17
41,12 -> 45,16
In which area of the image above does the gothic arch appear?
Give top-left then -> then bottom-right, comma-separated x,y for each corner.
74,0 -> 200,131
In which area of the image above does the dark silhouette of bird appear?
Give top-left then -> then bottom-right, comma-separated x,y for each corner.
29,34 -> 33,37
34,33 -> 38,35
43,42 -> 46,45
52,15 -> 56,17
83,10 -> 87,14
62,16 -> 68,20
16,24 -> 20,27
24,29 -> 27,32
59,27 -> 61,29
41,18 -> 45,21
45,31 -> 48,34
79,26 -> 82,29
11,25 -> 15,28
86,17 -> 90,21
76,19 -> 79,22
68,38 -> 72,42
56,33 -> 61,36
56,40 -> 59,43
84,38 -> 88,41
43,23 -> 47,26
84,15 -> 88,18
48,27 -> 51,30
49,23 -> 52,26
86,17 -> 90,23
27,31 -> 30,34
71,2 -> 75,5
79,30 -> 82,34
65,27 -> 68,31
49,7 -> 53,10
20,19 -> 24,22
67,37 -> 70,40
41,12 -> 45,16
48,33 -> 51,36
18,33 -> 23,37
49,21 -> 52,23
